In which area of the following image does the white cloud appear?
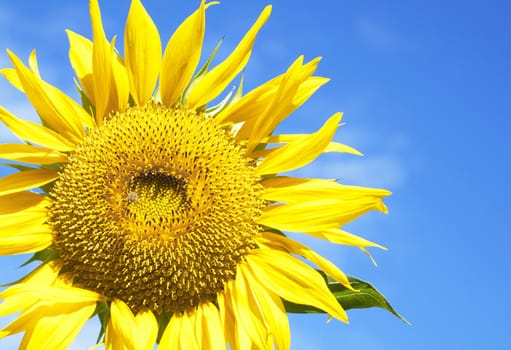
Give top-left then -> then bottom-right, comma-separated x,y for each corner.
356,18 -> 415,51
290,154 -> 406,190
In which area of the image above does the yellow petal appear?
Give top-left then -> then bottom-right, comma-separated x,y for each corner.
160,0 -> 206,106
239,263 -> 290,350
0,191 -> 46,215
107,299 -> 157,350
0,169 -> 58,197
255,134 -> 362,157
259,232 -> 354,290
0,284 -> 102,308
0,263 -> 61,324
0,68 -> 23,91
0,144 -> 67,165
0,232 -> 52,256
216,292 -> 238,350
0,107 -> 76,152
196,302 -> 226,350
221,282 -> 255,350
0,209 -> 47,231
187,5 -> 271,108
215,73 -> 282,125
216,74 -> 327,126
111,43 -> 130,113
66,30 -> 94,104
0,51 -> 42,93
227,269 -> 269,350
258,197 -> 386,233
261,176 -> 391,203
159,314 -> 180,349
238,56 -> 322,152
22,303 -> 96,350
160,312 -> 200,350
22,261 -> 62,285
7,50 -> 86,143
306,228 -> 386,250
324,141 -> 363,155
27,50 -> 40,77
90,0 -> 113,123
256,112 -> 342,175
246,248 -> 347,323
180,312 -> 200,350
125,0 -> 162,105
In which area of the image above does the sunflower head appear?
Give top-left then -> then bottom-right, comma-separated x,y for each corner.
48,102 -> 265,314
0,0 -> 394,349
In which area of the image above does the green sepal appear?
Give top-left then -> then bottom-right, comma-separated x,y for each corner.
181,38 -> 223,106
20,248 -> 59,267
0,163 -> 36,172
155,312 -> 171,344
205,85 -> 236,117
74,78 -> 95,117
283,273 -> 409,324
95,301 -> 110,344
0,248 -> 59,287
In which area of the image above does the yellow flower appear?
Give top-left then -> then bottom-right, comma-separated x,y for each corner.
0,0 -> 391,349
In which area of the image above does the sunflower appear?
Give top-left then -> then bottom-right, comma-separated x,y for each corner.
0,0 -> 391,349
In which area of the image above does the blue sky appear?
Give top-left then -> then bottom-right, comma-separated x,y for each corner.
0,0 -> 510,349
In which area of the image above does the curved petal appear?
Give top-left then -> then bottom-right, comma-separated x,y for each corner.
0,68 -> 23,91
159,312 -> 199,349
66,30 -> 94,104
195,302 -> 226,350
0,211 -> 48,232
0,231 -> 52,256
239,263 -> 290,350
7,50 -> 87,142
226,268 -> 269,349
258,197 -> 386,233
261,176 -> 391,203
0,144 -> 67,165
106,299 -> 157,350
90,0 -> 113,123
0,192 -> 46,218
238,56 -> 322,152
253,134 -> 362,158
216,292 -> 239,350
0,284 -> 103,308
158,313 -> 181,349
111,44 -> 130,113
0,106 -> 76,152
125,0 -> 162,105
0,169 -> 58,197
216,73 -> 327,126
21,303 -> 96,350
256,112 -> 342,175
258,232 -> 354,290
22,261 -> 62,285
187,5 -> 271,108
308,228 -> 386,250
245,248 -> 348,323
160,0 -> 206,106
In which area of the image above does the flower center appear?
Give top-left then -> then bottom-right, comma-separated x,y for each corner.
126,172 -> 190,235
48,103 -> 264,313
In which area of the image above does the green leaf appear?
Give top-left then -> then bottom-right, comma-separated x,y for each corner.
283,273 -> 409,324
20,248 -> 59,267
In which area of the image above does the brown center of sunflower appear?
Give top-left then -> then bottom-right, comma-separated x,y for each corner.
48,103 -> 264,313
